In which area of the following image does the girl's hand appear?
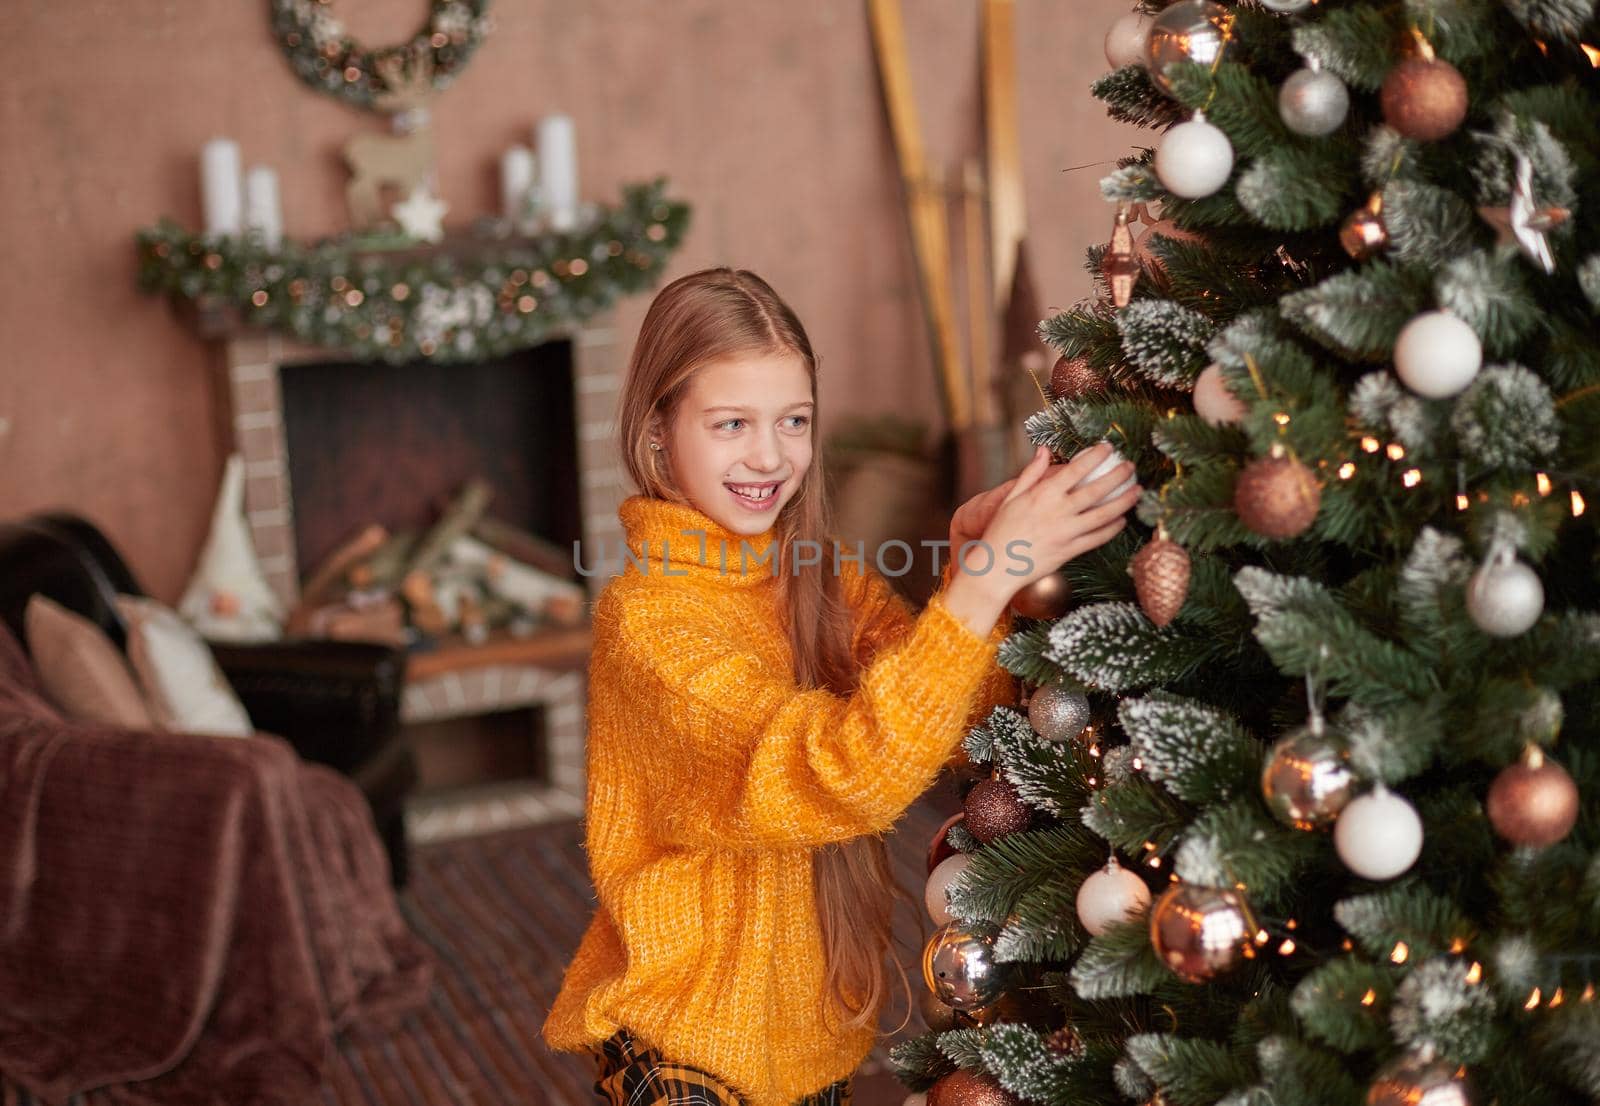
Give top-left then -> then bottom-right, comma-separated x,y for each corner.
969,441 -> 1140,591
949,473 -> 1020,554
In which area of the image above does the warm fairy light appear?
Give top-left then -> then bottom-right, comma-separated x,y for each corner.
1402,469 -> 1422,487
1361,989 -> 1377,1007
1286,919 -> 1298,931
1391,942 -> 1410,964
1456,493 -> 1470,511
1273,412 -> 1291,427
1143,840 -> 1158,852
1583,42 -> 1600,65
1086,776 -> 1099,786
1512,491 -> 1531,507
1386,443 -> 1406,461
1526,988 -> 1542,1010
1131,756 -> 1145,770
1361,436 -> 1381,453
1574,491 -> 1587,517
1549,988 -> 1565,1008
1255,929 -> 1271,946
1342,939 -> 1354,952
1278,938 -> 1296,955
1536,472 -> 1552,496
1583,984 -> 1596,1003
1089,744 -> 1103,758
1148,856 -> 1162,868
1338,462 -> 1356,480
1466,962 -> 1482,984
1449,938 -> 1466,953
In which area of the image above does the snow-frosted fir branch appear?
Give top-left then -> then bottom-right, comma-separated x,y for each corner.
1047,602 -> 1212,691
1399,527 -> 1471,624
1472,113 -> 1578,208
1450,363 -> 1559,470
1333,885 -> 1472,961
1117,693 -> 1258,805
974,1023 -> 1086,1103
1361,125 -> 1425,188
1434,250 -> 1539,355
1390,957 -> 1496,1063
1349,370 -> 1404,428
1100,162 -> 1163,204
1349,371 -> 1445,454
1290,9 -> 1392,91
1502,0 -> 1597,40
1337,700 -> 1441,786
1124,1034 -> 1255,1105
1484,508 -> 1530,555
1490,933 -> 1544,1000
1116,300 -> 1215,388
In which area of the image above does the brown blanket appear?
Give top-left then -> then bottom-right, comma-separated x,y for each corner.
0,627 -> 432,1105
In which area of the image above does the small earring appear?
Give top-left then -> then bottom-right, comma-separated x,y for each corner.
649,441 -> 662,452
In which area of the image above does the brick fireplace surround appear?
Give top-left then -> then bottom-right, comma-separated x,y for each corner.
222,317 -> 627,842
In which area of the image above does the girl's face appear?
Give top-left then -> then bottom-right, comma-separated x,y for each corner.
660,348 -> 815,535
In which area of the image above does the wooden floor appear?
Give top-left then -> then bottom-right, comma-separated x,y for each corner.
3,781 -> 958,1106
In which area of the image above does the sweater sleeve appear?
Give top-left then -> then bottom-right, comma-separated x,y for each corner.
609,582 -> 1008,850
843,555 -> 1017,734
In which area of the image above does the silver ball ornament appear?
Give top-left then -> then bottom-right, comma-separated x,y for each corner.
1394,311 -> 1481,398
1076,857 -> 1152,936
1028,682 -> 1091,742
1155,113 -> 1234,199
1278,66 -> 1349,136
1335,787 -> 1423,880
1465,548 -> 1544,638
1262,718 -> 1356,830
1145,1 -> 1231,95
922,921 -> 1011,1010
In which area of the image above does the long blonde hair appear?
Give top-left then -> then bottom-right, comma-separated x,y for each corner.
616,267 -> 918,1036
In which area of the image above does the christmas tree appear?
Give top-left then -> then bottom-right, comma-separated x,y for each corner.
894,3 -> 1600,1105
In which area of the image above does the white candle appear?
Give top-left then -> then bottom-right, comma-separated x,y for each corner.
243,165 -> 282,249
536,114 -> 578,232
500,145 -> 535,224
200,137 -> 243,237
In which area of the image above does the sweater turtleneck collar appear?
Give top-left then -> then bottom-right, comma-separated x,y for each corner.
616,495 -> 783,588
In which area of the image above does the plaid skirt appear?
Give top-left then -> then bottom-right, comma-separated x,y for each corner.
590,1027 -> 853,1106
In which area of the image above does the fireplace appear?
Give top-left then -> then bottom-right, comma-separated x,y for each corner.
222,319 -> 628,839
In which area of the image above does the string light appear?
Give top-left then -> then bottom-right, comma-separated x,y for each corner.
1147,855 -> 1162,868
1278,938 -> 1296,955
1255,929 -> 1271,946
1525,987 -> 1542,1010
1273,412 -> 1291,427
1360,436 -> 1381,453
1583,984 -> 1596,1003
1549,987 -> 1565,1008
1536,472 -> 1552,496
1360,989 -> 1377,1006
1131,756 -> 1145,770
1574,491 -> 1587,517
1449,938 -> 1467,953
1466,962 -> 1482,984
1583,42 -> 1600,65
1512,491 -> 1531,507
1391,942 -> 1410,964
1338,462 -> 1356,480
1402,469 -> 1422,487
1386,443 -> 1406,461
1456,493 -> 1470,511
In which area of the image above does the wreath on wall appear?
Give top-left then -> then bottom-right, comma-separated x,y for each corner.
269,0 -> 492,111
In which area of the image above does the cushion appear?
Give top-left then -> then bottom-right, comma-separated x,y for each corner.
177,452 -> 286,642
24,594 -> 155,728
114,594 -> 254,737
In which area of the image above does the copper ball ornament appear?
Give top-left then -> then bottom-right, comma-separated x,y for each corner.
1262,719 -> 1356,830
1050,355 -> 1103,401
1366,1051 -> 1475,1106
1340,194 -> 1389,260
1380,56 -> 1468,142
922,921 -> 1012,1010
926,1069 -> 1023,1106
964,775 -> 1032,843
1010,571 -> 1073,619
1144,1 -> 1232,96
1486,746 -> 1579,848
1149,883 -> 1252,982
1234,451 -> 1322,539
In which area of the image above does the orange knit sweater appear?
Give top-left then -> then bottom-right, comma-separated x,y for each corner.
541,495 -> 1016,1105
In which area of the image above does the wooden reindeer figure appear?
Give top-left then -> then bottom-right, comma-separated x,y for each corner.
343,49 -> 438,231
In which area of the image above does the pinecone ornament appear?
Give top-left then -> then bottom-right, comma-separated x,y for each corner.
1130,529 -> 1190,627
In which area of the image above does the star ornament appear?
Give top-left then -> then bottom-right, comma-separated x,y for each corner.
393,186 -> 449,243
1478,153 -> 1570,274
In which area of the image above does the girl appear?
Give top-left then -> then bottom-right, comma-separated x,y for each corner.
541,268 -> 1139,1106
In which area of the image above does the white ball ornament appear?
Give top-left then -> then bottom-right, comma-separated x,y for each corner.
1335,787 -> 1423,880
1104,11 -> 1153,70
1260,0 -> 1314,12
1278,66 -> 1349,136
1193,363 -> 1247,426
1393,311 -> 1482,398
1073,441 -> 1138,505
902,1095 -> 927,1106
1155,112 -> 1235,199
925,852 -> 972,926
1076,857 -> 1153,936
1466,546 -> 1544,637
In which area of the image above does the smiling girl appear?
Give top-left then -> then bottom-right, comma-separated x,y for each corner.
541,268 -> 1139,1106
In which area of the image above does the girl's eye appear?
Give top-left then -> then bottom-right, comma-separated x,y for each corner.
783,415 -> 810,430
716,418 -> 744,432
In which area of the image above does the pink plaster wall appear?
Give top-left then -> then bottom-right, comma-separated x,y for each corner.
0,0 -> 1136,599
